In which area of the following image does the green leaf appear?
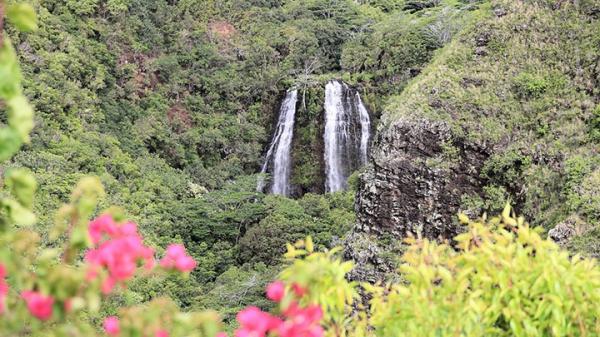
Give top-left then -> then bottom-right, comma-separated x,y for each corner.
5,168 -> 37,207
70,224 -> 92,251
0,38 -> 22,100
306,235 -> 314,252
2,199 -> 36,226
0,127 -> 23,162
6,4 -> 38,32
7,95 -> 35,142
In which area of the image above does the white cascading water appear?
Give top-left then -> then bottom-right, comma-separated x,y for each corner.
324,81 -> 348,192
257,89 -> 298,196
356,92 -> 371,165
324,80 -> 371,192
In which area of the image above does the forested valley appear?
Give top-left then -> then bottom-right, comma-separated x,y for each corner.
0,0 -> 599,336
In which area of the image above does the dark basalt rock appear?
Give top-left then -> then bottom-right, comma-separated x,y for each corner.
343,231 -> 397,284
347,116 -> 490,282
548,216 -> 580,246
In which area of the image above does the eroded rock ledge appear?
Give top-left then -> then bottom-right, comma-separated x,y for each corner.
346,117 -> 490,282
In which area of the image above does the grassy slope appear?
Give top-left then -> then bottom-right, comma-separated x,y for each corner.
381,0 -> 599,255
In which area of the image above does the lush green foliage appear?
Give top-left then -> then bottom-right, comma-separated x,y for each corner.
280,206 -> 600,337
362,206 -> 600,336
3,0 -> 600,335
380,0 -> 599,251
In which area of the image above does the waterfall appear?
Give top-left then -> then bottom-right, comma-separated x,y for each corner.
324,80 -> 371,193
324,81 -> 348,192
257,89 -> 298,196
356,93 -> 371,165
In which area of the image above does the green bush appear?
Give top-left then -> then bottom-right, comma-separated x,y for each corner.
513,72 -> 549,98
361,206 -> 600,336
279,206 -> 600,337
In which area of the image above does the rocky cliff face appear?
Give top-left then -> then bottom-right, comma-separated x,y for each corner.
346,117 -> 490,282
345,0 -> 600,281
356,118 -> 489,239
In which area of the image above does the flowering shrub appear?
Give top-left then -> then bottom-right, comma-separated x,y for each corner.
233,280 -> 324,337
160,244 -> 198,273
0,175 -> 222,336
21,291 -> 54,321
86,214 -> 156,294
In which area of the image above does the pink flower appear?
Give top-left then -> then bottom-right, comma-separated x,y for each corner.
160,244 -> 197,273
174,255 -> 197,272
21,291 -> 54,321
64,299 -> 73,312
89,214 -> 118,244
235,306 -> 282,337
266,281 -> 285,302
216,333 -> 228,337
155,330 -> 169,337
120,221 -> 138,236
234,302 -> 324,337
291,283 -> 307,298
278,322 -> 324,337
85,215 -> 156,294
104,316 -> 120,336
101,276 -> 116,295
278,304 -> 323,337
165,244 -> 186,260
0,264 -> 8,314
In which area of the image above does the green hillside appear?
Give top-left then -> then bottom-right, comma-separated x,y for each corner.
380,0 -> 599,252
1,0 -> 599,335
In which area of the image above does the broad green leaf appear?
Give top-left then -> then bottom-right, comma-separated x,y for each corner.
502,203 -> 512,221
0,38 -> 22,99
305,235 -> 314,252
0,127 -> 23,162
458,212 -> 470,224
5,168 -> 37,207
7,95 -> 34,142
6,4 -> 37,32
2,199 -> 36,226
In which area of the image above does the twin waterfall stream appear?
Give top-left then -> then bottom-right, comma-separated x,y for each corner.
256,90 -> 298,196
324,81 -> 371,192
258,80 -> 371,196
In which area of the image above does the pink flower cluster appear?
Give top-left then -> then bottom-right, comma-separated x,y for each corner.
85,214 -> 155,293
0,264 -> 8,314
6,265 -> 57,321
231,281 -> 323,337
21,291 -> 54,321
104,316 -> 120,336
0,215 -> 200,326
159,244 -> 197,273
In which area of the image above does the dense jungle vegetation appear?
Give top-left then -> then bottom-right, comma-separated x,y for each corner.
3,0 -> 490,320
1,0 -> 599,335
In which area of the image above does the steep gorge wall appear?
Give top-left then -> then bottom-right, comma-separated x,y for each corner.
347,0 -> 600,281
355,118 -> 488,239
346,117 -> 492,282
